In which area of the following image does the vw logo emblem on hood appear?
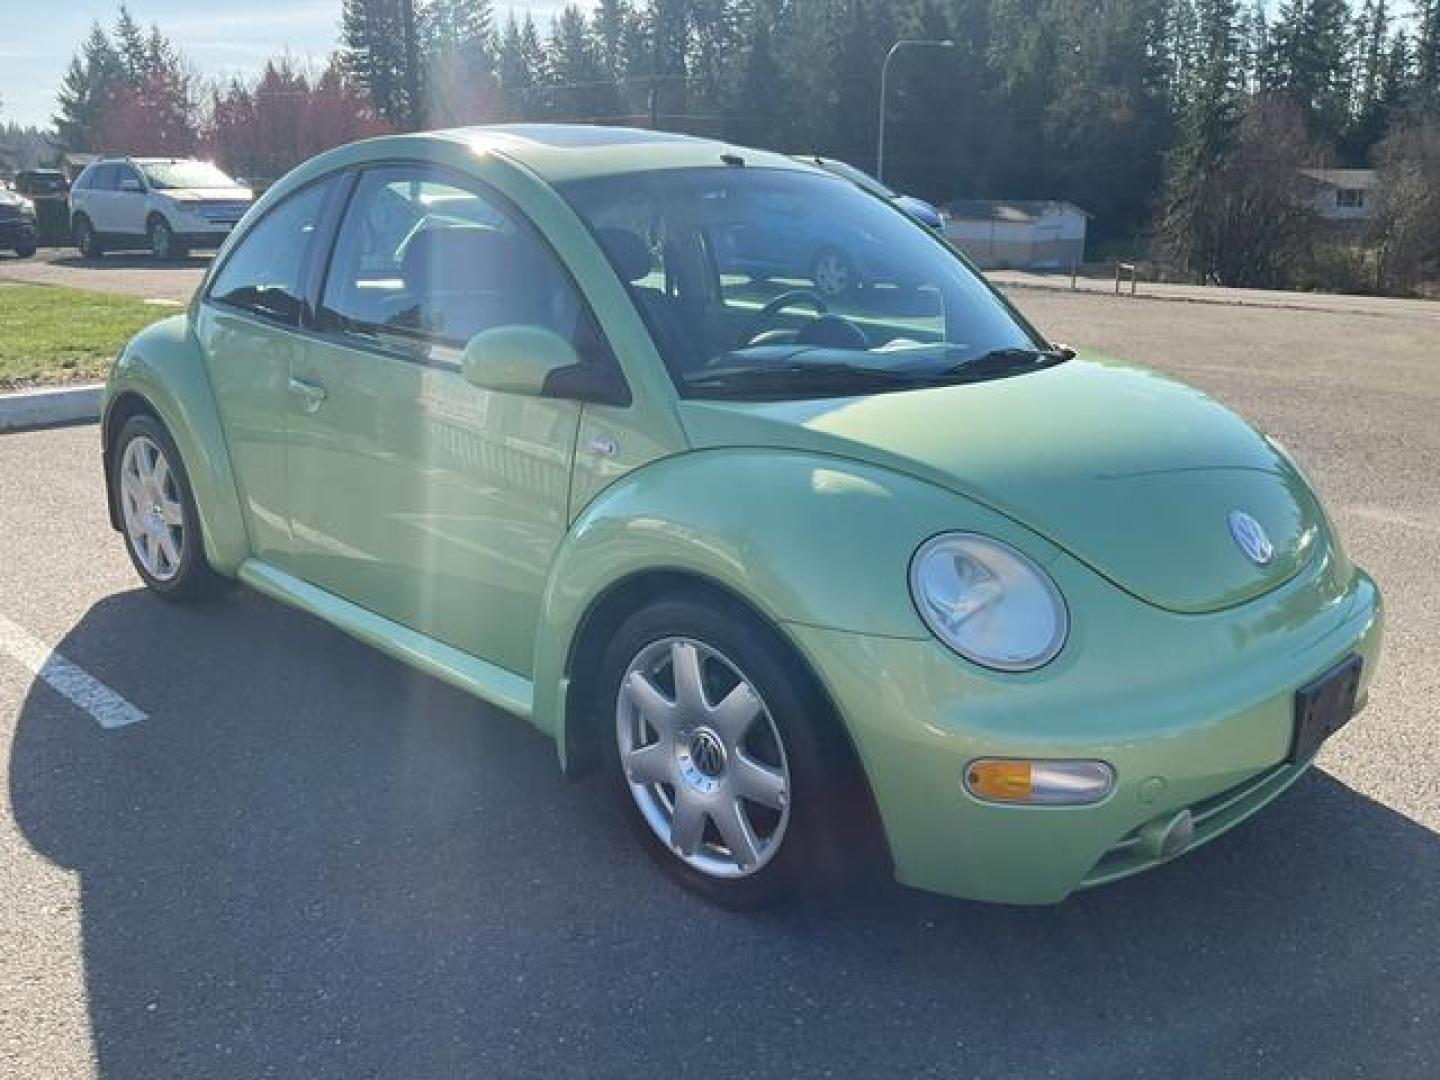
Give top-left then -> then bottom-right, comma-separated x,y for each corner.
1228,510 -> 1274,566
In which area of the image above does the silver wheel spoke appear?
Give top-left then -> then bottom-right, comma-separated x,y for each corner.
713,799 -> 762,869
158,496 -> 184,526
158,527 -> 182,568
150,453 -> 171,497
733,755 -> 787,810
711,681 -> 761,744
669,793 -> 707,856
624,742 -> 672,786
670,641 -> 706,712
625,671 -> 677,737
120,474 -> 144,516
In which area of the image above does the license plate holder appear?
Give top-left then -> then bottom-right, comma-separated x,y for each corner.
1290,655 -> 1363,762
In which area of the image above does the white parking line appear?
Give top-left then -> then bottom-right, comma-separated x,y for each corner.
0,612 -> 145,729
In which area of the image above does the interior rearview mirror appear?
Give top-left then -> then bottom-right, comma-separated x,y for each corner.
462,326 -> 629,405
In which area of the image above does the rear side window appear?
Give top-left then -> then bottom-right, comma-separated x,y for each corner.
208,179 -> 333,326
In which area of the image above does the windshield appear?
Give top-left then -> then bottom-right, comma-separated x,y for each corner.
560,168 -> 1048,401
140,160 -> 240,190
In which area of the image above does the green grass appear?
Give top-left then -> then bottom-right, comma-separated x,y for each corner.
0,283 -> 178,389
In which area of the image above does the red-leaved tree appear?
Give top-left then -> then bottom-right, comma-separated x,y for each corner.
206,56 -> 391,183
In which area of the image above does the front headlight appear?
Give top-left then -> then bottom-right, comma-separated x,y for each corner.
909,533 -> 1068,671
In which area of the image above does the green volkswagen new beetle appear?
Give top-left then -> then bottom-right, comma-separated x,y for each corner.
101,125 -> 1383,907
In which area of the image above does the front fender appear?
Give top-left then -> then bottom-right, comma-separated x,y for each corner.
103,315 -> 250,575
531,447 -> 1066,750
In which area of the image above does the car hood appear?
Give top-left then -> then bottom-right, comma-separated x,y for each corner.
676,356 -> 1324,614
158,187 -> 253,202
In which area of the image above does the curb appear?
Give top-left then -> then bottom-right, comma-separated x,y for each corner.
0,383 -> 104,433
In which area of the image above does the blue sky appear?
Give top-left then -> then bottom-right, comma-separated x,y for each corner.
0,1 -> 586,129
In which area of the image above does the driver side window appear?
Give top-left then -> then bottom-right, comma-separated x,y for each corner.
317,165 -> 616,378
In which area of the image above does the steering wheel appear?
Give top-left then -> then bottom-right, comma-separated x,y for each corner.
742,290 -> 829,345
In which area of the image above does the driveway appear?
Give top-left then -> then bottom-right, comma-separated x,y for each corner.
0,248 -> 209,303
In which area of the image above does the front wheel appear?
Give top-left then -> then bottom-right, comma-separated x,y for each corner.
14,242 -> 36,258
112,414 -> 223,601
601,592 -> 867,907
74,215 -> 102,259
148,216 -> 185,260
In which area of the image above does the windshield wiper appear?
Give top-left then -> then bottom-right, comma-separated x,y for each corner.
942,345 -> 1074,380
684,361 -> 927,399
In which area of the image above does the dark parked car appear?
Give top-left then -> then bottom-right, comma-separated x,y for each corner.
14,169 -> 69,198
0,187 -> 38,257
14,169 -> 71,246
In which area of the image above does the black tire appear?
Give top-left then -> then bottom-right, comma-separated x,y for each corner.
74,215 -> 103,259
111,413 -> 226,602
14,243 -> 36,259
148,215 -> 185,260
599,590 -> 872,908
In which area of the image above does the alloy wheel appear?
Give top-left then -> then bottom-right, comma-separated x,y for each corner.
616,637 -> 791,878
118,434 -> 185,582
150,218 -> 174,260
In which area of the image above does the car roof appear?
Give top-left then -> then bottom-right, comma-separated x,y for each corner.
405,124 -> 810,184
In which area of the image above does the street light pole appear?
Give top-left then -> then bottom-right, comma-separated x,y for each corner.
877,38 -> 954,186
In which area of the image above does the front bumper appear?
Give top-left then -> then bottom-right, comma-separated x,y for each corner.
786,545 -> 1383,904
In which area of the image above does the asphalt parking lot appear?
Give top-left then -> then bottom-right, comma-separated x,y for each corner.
1,261 -> 1438,1078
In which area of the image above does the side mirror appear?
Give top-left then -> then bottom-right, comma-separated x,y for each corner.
462,325 -> 631,405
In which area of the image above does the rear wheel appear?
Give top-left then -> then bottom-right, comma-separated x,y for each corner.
74,215 -> 102,259
111,414 -> 223,601
601,592 -> 866,907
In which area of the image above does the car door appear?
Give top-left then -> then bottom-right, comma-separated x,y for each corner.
282,164 -> 618,677
112,164 -> 150,238
80,164 -> 119,234
194,175 -> 341,561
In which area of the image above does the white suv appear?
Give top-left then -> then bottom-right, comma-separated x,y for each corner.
69,157 -> 254,260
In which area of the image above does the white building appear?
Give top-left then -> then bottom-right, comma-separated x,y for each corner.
941,200 -> 1090,270
1299,168 -> 1379,223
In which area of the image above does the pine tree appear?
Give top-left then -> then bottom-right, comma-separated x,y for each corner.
1043,0 -> 1174,242
1345,0 -> 1393,160
342,0 -> 422,129
1418,0 -> 1440,92
1267,0 -> 1353,144
113,5 -> 148,85
497,13 -> 546,119
726,0 -> 785,147
422,0 -> 497,125
1159,0 -> 1245,281
53,22 -> 123,151
547,6 -> 607,120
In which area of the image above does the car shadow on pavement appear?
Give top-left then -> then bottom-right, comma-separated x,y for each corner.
10,587 -> 1440,1079
50,254 -> 212,270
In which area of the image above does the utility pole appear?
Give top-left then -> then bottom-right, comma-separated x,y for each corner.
877,39 -> 954,185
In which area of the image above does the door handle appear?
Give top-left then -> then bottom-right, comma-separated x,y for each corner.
287,376 -> 327,413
